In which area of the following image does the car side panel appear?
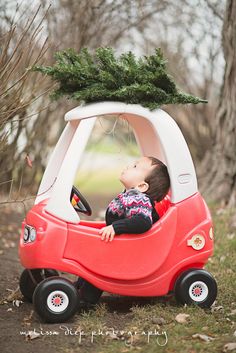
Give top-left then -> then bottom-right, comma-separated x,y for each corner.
64,207 -> 177,280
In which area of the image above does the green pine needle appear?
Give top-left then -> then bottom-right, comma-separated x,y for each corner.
32,47 -> 207,109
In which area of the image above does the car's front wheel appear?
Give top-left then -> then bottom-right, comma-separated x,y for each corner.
33,277 -> 79,323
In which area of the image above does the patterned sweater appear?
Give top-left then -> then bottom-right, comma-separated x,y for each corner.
105,189 -> 159,235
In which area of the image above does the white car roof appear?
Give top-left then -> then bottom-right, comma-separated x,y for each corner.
36,102 -> 198,223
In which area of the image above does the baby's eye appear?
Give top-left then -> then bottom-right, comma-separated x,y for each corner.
133,164 -> 137,168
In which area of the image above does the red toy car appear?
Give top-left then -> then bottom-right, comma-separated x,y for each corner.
19,102 -> 217,323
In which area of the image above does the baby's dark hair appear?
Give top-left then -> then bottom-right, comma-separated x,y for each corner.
145,157 -> 170,202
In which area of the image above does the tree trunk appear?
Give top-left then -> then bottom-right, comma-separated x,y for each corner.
201,0 -> 236,206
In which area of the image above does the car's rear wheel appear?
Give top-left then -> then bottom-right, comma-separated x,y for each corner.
33,277 -> 79,323
19,269 -> 59,302
174,269 -> 217,308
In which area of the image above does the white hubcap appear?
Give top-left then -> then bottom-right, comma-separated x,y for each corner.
189,281 -> 209,302
47,290 -> 69,313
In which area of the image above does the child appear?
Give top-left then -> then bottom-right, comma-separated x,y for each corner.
99,156 -> 170,242
75,156 -> 170,304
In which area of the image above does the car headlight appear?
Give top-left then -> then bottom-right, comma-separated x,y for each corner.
24,225 -> 37,243
29,227 -> 37,242
23,227 -> 30,242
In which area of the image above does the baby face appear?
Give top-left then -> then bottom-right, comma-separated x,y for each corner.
120,157 -> 155,190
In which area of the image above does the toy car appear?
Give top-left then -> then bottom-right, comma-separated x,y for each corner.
19,102 -> 217,323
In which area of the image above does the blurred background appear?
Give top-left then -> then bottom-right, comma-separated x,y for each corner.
1,0 -> 235,217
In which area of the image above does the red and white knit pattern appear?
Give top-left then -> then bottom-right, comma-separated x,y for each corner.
107,189 -> 153,222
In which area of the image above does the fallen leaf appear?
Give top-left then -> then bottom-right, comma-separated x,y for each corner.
23,310 -> 34,323
7,225 -> 14,232
192,333 -> 215,342
152,317 -> 166,325
211,305 -> 224,313
226,269 -> 233,274
228,309 -> 236,316
226,233 -> 235,240
202,326 -> 209,331
2,239 -> 15,248
223,342 -> 236,352
3,286 -> 21,303
216,208 -> 226,215
13,299 -> 23,307
25,330 -> 40,340
175,313 -> 190,323
106,331 -> 119,340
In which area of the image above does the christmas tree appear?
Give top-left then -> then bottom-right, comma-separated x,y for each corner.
33,47 -> 207,110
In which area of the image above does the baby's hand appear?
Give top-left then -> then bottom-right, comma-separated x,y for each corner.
99,225 -> 115,242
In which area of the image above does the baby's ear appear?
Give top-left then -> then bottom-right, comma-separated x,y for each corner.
137,182 -> 149,193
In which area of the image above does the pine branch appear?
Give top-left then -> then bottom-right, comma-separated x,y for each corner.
32,47 -> 207,110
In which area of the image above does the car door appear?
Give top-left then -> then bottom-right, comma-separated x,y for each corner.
64,207 -> 177,280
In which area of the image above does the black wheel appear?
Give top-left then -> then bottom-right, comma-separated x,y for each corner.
75,278 -> 103,305
174,269 -> 217,308
33,277 -> 80,323
19,269 -> 59,302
